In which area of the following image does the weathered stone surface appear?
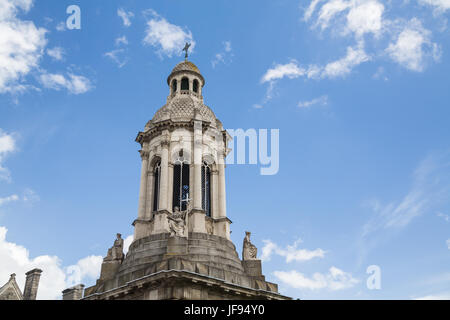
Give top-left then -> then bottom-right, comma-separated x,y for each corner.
166,236 -> 188,255
62,284 -> 85,300
23,269 -> 42,301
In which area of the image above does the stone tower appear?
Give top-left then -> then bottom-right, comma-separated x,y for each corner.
82,60 -> 290,300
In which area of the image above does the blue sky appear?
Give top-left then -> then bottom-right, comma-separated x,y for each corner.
0,0 -> 450,300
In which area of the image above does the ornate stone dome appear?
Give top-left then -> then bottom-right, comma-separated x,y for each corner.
167,61 -> 205,86
152,95 -> 217,124
172,61 -> 201,74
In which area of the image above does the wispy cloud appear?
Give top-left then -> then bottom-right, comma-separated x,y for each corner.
419,0 -> 450,13
40,73 -> 93,95
274,267 -> 359,291
115,35 -> 128,46
437,212 -> 450,222
262,0 -> 444,98
415,291 -> 450,300
385,18 -> 441,72
261,239 -> 325,263
117,8 -> 134,27
212,41 -> 233,68
0,130 -> 16,181
143,9 -> 195,58
0,0 -> 47,94
298,95 -> 329,108
0,195 -> 19,207
47,47 -> 65,61
104,49 -> 128,68
358,151 -> 450,263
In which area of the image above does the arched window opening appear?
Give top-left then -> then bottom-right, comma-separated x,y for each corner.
153,161 -> 161,212
181,77 -> 189,91
201,162 -> 211,217
193,79 -> 199,93
171,79 -> 177,94
173,151 -> 190,211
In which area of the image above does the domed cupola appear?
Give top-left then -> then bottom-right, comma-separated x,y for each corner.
167,60 -> 205,100
148,60 -> 217,127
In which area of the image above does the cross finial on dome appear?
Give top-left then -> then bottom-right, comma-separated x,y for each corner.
182,42 -> 191,61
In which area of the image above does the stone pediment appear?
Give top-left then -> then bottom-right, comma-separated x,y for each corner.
0,275 -> 23,300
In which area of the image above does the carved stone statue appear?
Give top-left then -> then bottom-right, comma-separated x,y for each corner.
104,233 -> 124,262
242,231 -> 258,260
168,206 -> 188,238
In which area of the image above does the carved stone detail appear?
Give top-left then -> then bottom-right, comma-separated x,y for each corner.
104,233 -> 124,262
242,231 -> 257,261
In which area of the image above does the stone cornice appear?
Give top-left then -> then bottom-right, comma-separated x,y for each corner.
83,269 -> 291,301
136,119 -> 214,145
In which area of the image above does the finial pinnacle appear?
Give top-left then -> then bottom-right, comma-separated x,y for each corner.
182,42 -> 191,61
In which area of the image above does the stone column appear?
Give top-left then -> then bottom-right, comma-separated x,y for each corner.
137,150 -> 149,219
145,171 -> 154,219
193,120 -> 203,210
168,163 -> 174,212
211,169 -> 219,219
23,268 -> 43,300
218,161 -> 227,218
159,135 -> 170,211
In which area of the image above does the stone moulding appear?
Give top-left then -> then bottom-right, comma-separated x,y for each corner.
83,232 -> 289,300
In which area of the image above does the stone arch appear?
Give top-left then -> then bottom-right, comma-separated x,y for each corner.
181,77 -> 189,91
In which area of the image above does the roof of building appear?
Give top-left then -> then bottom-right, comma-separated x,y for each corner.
0,274 -> 23,300
167,60 -> 205,86
151,95 -> 217,125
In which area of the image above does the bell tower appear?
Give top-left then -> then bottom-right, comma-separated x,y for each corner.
133,59 -> 232,240
82,59 -> 290,300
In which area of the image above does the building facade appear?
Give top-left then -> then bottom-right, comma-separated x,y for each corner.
80,60 -> 290,300
0,269 -> 42,300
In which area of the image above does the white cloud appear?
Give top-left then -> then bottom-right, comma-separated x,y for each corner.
274,267 -> 359,291
304,0 -> 323,21
115,35 -> 128,46
315,0 -> 351,31
298,95 -> 329,108
40,73 -> 93,94
212,41 -> 233,68
261,61 -> 306,83
143,10 -> 195,58
123,235 -> 133,254
65,256 -> 102,288
46,47 -> 65,61
447,239 -> 450,249
55,21 -> 65,32
261,41 -> 369,85
359,152 -> 450,262
346,1 -> 384,37
117,8 -> 134,27
0,194 -> 19,206
415,292 -> 450,300
104,49 -> 128,68
0,0 -> 47,93
322,41 -> 370,77
419,0 -> 450,12
261,239 -> 325,263
437,212 -> 450,222
22,188 -> 39,203
0,130 -> 16,181
386,19 -> 440,72
0,226 -> 102,300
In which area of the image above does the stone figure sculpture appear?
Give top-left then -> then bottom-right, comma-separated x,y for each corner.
168,206 -> 188,238
104,233 -> 124,262
242,231 -> 258,260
